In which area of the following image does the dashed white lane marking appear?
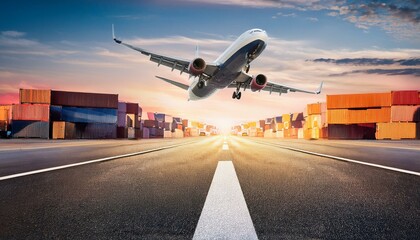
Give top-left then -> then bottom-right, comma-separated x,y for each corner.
0,141 -> 198,181
255,141 -> 420,177
193,161 -> 258,240
222,143 -> 229,150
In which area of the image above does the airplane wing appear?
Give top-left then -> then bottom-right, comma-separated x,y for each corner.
112,25 -> 218,76
155,76 -> 189,90
228,71 -> 323,95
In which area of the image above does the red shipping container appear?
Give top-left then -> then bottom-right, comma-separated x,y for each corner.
126,103 -> 139,114
391,91 -> 420,105
147,112 -> 155,120
12,104 -> 50,122
391,105 -> 420,122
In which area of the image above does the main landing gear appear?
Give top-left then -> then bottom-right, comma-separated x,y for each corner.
232,84 -> 242,100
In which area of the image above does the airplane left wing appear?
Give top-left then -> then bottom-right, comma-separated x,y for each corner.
228,71 -> 323,95
112,25 -> 218,76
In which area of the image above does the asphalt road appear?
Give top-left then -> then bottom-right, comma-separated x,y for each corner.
0,136 -> 419,239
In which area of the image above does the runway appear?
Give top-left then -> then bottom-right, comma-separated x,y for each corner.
0,136 -> 419,239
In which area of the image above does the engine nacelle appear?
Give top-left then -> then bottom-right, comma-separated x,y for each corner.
250,74 -> 267,92
188,58 -> 206,76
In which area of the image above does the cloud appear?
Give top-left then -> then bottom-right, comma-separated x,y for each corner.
177,0 -> 419,39
310,58 -> 420,66
329,68 -> 420,77
306,17 -> 319,22
1,31 -> 26,38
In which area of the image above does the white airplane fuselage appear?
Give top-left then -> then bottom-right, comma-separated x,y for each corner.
188,29 -> 268,101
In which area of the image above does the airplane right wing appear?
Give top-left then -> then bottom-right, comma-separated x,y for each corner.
112,25 -> 219,77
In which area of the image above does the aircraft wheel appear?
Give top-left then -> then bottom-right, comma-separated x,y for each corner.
237,92 -> 242,100
198,81 -> 204,89
232,91 -> 237,99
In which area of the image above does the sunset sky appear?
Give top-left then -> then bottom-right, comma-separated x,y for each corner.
1,0 -> 419,128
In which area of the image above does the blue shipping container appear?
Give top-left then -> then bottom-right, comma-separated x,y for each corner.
50,106 -> 117,124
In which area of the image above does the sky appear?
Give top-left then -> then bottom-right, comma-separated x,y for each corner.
0,0 -> 419,129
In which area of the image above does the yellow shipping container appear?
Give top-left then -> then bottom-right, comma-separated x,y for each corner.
376,122 -> 416,140
276,123 -> 284,131
248,122 -> 257,128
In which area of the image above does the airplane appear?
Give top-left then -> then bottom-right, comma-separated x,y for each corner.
112,25 -> 323,101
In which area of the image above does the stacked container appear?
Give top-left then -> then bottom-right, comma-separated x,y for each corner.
376,91 -> 420,139
303,103 -> 327,140
0,105 -> 12,137
117,102 -> 142,139
17,89 -> 118,139
326,92 -> 391,139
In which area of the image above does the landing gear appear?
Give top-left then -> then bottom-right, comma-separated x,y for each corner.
245,64 -> 250,73
197,80 -> 204,89
232,84 -> 242,100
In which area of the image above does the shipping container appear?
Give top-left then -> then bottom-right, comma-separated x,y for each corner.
376,122 -> 417,140
142,127 -> 150,139
0,108 -> 8,121
328,108 -> 390,124
63,122 -> 116,139
154,113 -> 165,122
0,120 -> 8,131
117,112 -> 127,127
0,105 -> 12,122
264,130 -> 275,138
172,129 -> 184,138
117,126 -> 128,138
149,127 -> 164,138
265,118 -> 273,124
126,103 -> 139,114
391,105 -> 420,122
52,121 -> 65,139
12,104 -> 50,122
320,127 -> 328,139
327,92 -> 391,109
128,127 -> 136,139
307,103 -> 322,115
182,119 -> 189,128
20,89 -> 51,104
12,120 -> 49,139
391,91 -> 420,105
275,130 -> 284,138
51,90 -> 118,109
274,116 -> 282,124
147,112 -> 155,120
143,120 -> 158,128
164,130 -> 172,138
118,102 -> 127,113
50,106 -> 117,124
328,124 -> 375,140
126,113 -> 139,128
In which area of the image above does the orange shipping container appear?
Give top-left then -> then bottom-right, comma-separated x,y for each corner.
329,108 -> 390,124
52,121 -> 65,139
327,92 -> 391,109
12,104 -> 50,122
307,103 -> 322,115
0,105 -> 12,122
391,105 -> 420,122
366,107 -> 391,123
20,89 -> 51,104
376,122 -> 417,140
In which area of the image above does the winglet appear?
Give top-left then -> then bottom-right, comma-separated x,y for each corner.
315,81 -> 323,94
112,24 -> 122,44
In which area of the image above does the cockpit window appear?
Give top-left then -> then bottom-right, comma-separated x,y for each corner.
250,29 -> 263,34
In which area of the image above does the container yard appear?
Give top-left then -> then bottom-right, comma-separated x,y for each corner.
1,88 -> 419,140
231,90 -> 419,140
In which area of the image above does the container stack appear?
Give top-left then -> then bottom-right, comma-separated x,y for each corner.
303,103 -> 327,140
327,93 -> 390,139
143,112 -> 163,138
0,105 -> 12,137
47,90 -> 118,139
376,91 -> 420,140
117,102 -> 142,139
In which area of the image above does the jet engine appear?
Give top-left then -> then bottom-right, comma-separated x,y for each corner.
250,74 -> 267,92
188,58 -> 206,76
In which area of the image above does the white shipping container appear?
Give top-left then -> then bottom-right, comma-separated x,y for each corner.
275,130 -> 284,138
128,127 -> 135,139
164,130 -> 172,138
264,130 -> 275,138
190,128 -> 199,137
172,129 -> 184,138
142,127 -> 150,139
298,128 -> 304,139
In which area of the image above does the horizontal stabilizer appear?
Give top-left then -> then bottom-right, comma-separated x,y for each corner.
155,76 -> 189,90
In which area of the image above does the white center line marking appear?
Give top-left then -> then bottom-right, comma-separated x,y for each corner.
222,144 -> 229,150
193,161 -> 258,240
